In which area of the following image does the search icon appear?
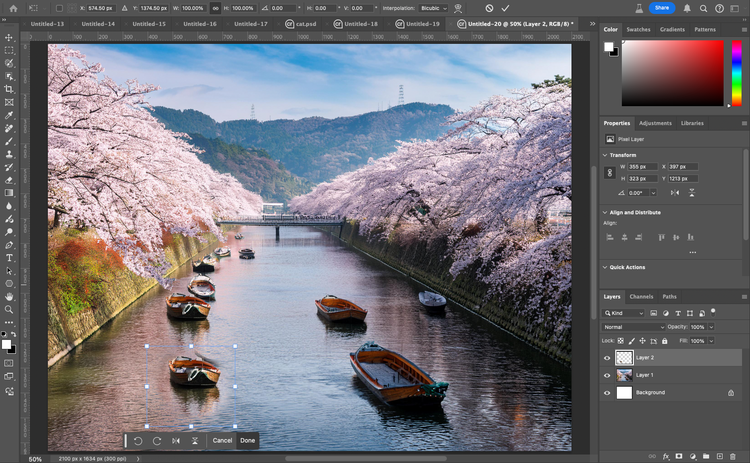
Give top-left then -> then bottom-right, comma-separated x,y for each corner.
4,305 -> 11,314
700,4 -> 707,11
605,310 -> 611,316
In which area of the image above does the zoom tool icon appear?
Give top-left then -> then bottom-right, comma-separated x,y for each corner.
284,19 -> 295,29
333,19 -> 343,29
457,19 -> 467,29
395,19 -> 405,29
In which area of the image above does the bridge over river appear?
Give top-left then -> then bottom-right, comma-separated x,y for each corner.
217,215 -> 346,238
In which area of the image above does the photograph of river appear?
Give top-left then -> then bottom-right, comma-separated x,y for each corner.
48,227 -> 571,451
48,43 -> 572,452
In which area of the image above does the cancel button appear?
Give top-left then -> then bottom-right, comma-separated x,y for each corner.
206,432 -> 236,449
236,432 -> 260,450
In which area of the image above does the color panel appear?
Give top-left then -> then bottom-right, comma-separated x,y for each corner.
622,40 -> 724,106
732,40 -> 742,107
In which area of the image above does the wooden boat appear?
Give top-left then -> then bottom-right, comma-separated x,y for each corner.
214,246 -> 231,257
238,248 -> 255,259
169,356 -> 221,387
350,341 -> 449,407
165,293 -> 211,320
315,295 -> 367,322
192,255 -> 218,272
419,291 -> 447,311
188,274 -> 216,300
235,233 -> 244,239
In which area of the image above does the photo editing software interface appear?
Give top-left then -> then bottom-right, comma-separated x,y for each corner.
0,0 -> 747,461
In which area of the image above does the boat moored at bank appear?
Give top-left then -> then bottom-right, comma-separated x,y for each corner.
165,293 -> 211,320
419,291 -> 447,311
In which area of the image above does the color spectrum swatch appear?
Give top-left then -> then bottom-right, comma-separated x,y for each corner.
732,41 -> 742,107
622,40 -> 724,106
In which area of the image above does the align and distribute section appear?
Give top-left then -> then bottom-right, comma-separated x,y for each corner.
622,40 -> 724,106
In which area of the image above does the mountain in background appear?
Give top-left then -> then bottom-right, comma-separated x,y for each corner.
186,134 -> 314,204
152,103 -> 455,183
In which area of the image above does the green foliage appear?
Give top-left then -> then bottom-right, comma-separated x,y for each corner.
531,75 -> 572,89
187,133 -> 314,204
150,107 -> 220,138
152,103 -> 455,183
48,232 -> 124,315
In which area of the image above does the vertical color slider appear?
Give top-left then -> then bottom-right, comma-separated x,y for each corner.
732,40 -> 742,107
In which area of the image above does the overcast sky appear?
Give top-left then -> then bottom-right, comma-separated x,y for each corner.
68,44 -> 571,122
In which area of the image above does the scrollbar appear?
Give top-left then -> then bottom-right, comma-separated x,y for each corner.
286,458 -> 447,462
744,149 -> 748,276
591,166 -> 597,320
124,433 -> 127,449
744,149 -> 748,241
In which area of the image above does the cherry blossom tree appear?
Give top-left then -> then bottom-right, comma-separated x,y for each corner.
291,85 -> 572,339
48,45 -> 262,285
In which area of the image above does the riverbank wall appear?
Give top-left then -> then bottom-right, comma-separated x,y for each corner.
47,232 -> 223,367
321,222 -> 571,365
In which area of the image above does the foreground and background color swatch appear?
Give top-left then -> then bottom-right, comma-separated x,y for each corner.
622,40 -> 724,106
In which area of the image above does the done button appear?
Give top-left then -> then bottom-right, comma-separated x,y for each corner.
649,2 -> 676,13
236,432 -> 260,450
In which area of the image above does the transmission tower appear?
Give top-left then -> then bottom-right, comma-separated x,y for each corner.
398,85 -> 404,105
251,104 -> 256,120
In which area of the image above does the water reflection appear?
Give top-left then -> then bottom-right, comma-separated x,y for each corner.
348,376 -> 453,451
170,385 -> 221,416
167,318 -> 210,341
320,314 -> 368,338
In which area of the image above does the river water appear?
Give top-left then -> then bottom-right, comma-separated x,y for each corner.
48,226 -> 571,452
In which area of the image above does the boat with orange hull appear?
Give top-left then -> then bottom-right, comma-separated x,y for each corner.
169,356 -> 221,387
165,293 -> 211,320
350,341 -> 449,407
315,295 -> 367,322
